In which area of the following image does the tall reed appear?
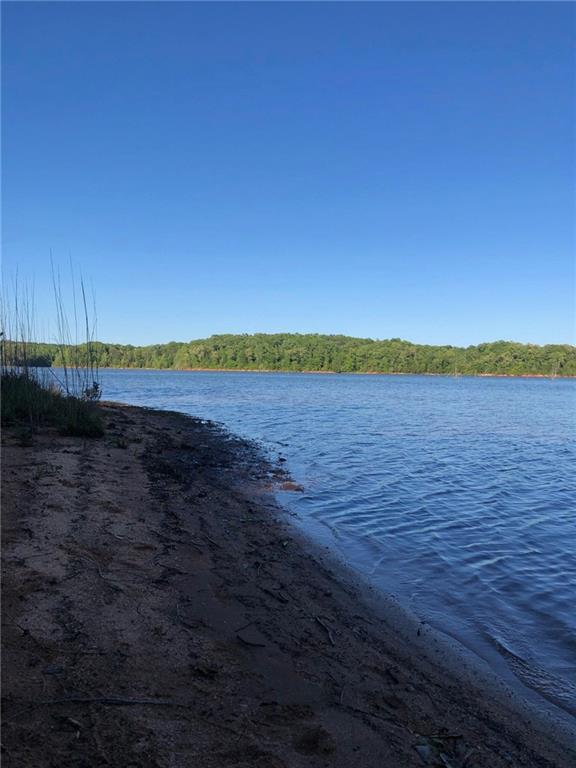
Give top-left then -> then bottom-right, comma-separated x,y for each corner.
49,262 -> 101,402
1,268 -> 103,436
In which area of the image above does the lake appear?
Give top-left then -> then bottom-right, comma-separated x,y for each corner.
97,369 -> 576,720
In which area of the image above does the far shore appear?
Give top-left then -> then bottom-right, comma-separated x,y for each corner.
2,402 -> 574,767
93,366 -> 576,379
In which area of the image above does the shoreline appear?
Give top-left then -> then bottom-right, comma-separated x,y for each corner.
94,366 -> 576,379
2,403 -> 575,766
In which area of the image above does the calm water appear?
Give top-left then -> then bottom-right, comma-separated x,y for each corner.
98,369 -> 576,718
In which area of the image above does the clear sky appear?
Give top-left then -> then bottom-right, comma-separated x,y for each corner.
2,1 -> 574,347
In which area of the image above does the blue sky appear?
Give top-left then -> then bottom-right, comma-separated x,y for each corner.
2,2 -> 574,346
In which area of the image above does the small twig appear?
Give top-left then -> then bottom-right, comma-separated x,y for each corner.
14,623 -> 44,647
234,620 -> 256,633
236,634 -> 266,648
38,696 -> 185,707
461,747 -> 479,768
345,704 -> 409,732
152,552 -> 189,574
259,586 -> 289,604
315,615 -> 335,646
14,552 -> 53,560
325,670 -> 346,704
282,585 -> 297,601
51,714 -> 82,735
150,528 -> 203,551
153,559 -> 189,574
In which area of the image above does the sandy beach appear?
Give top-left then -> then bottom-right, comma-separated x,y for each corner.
2,403 -> 574,767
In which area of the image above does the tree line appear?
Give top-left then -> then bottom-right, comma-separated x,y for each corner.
8,333 -> 576,376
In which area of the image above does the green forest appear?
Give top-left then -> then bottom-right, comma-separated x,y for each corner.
10,334 -> 576,376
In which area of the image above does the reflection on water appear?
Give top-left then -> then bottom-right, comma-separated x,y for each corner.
98,369 -> 576,717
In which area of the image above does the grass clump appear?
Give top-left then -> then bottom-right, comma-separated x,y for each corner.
1,370 -> 104,438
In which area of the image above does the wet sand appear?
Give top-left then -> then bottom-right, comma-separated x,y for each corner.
2,403 -> 574,767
